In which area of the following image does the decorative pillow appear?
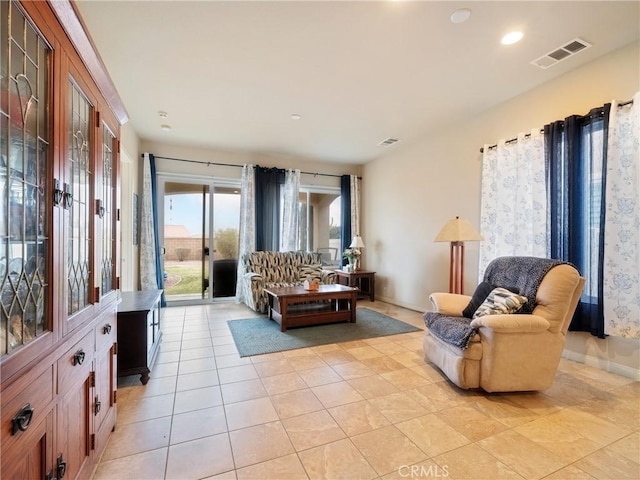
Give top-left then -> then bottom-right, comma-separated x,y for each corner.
462,281 -> 494,318
299,264 -> 323,282
472,287 -> 528,319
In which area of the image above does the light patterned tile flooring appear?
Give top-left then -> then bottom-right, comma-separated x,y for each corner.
92,300 -> 639,480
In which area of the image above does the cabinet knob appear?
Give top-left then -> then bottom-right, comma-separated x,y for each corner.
103,323 -> 112,334
73,349 -> 85,366
96,199 -> 105,219
94,396 -> 102,415
63,183 -> 73,209
11,403 -> 34,435
53,178 -> 64,206
57,455 -> 67,479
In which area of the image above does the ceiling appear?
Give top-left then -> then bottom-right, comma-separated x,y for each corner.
75,1 -> 639,165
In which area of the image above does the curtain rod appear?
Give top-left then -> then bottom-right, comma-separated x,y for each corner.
148,155 -> 361,179
479,98 -> 634,153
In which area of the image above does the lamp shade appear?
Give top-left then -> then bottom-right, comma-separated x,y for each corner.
349,236 -> 365,248
434,216 -> 483,242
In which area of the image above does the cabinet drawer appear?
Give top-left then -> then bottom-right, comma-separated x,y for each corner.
58,330 -> 94,394
1,366 -> 54,456
95,309 -> 117,353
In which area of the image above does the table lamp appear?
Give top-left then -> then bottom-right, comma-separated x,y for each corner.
434,217 -> 483,294
349,236 -> 365,270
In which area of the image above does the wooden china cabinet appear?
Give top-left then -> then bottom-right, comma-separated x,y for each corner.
0,1 -> 126,478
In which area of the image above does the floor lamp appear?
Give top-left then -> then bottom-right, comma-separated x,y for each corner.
434,216 -> 483,294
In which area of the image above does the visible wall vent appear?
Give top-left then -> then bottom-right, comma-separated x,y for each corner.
378,138 -> 399,147
531,37 -> 592,69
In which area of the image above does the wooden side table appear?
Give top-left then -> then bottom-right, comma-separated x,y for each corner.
335,270 -> 376,301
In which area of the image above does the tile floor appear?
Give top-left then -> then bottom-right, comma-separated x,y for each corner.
92,300 -> 639,480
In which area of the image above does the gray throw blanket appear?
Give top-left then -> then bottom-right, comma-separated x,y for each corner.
483,256 -> 570,313
423,312 -> 476,349
424,256 -> 572,350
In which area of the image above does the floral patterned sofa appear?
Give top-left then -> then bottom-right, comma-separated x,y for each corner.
239,251 -> 336,313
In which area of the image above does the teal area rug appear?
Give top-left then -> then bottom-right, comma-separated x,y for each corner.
227,307 -> 423,357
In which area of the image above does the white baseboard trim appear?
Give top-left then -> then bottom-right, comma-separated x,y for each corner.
562,350 -> 640,381
375,295 -> 425,314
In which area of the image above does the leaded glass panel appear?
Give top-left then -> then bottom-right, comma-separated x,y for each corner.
0,1 -> 50,355
101,125 -> 114,296
67,80 -> 92,315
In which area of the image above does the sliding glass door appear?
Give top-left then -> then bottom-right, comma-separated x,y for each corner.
211,185 -> 241,298
159,177 -> 240,305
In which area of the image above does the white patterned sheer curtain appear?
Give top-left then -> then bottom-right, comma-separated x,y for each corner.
478,130 -> 547,279
350,175 -> 360,236
235,165 -> 256,304
603,92 -> 640,338
280,169 -> 300,251
140,153 -> 158,290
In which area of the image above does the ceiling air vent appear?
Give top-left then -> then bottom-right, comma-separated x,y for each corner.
378,138 -> 399,147
531,37 -> 592,69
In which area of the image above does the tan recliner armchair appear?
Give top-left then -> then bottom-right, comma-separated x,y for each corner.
423,263 -> 585,392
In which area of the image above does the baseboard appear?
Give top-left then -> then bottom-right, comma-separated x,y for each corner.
561,350 -> 640,381
375,295 -> 425,314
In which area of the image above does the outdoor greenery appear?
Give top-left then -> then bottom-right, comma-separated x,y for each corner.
215,228 -> 239,259
175,248 -> 191,261
164,263 -> 204,295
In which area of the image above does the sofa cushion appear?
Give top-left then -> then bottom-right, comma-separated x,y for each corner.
473,288 -> 528,319
299,264 -> 323,282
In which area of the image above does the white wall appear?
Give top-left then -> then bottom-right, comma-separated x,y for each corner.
119,122 -> 140,291
363,42 -> 640,376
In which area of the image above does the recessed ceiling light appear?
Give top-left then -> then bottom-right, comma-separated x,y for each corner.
158,111 -> 168,118
290,114 -> 301,120
160,124 -> 172,131
501,31 -> 524,45
450,8 -> 471,24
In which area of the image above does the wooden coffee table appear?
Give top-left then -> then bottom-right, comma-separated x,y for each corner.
263,284 -> 358,332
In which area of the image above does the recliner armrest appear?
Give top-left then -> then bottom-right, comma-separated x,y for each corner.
429,293 -> 471,317
470,314 -> 550,333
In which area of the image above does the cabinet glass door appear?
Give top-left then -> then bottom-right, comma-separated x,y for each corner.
66,80 -> 93,316
0,0 -> 51,355
100,124 -> 116,297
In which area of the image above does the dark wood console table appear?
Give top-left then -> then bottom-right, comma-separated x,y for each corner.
335,270 -> 376,301
117,290 -> 163,385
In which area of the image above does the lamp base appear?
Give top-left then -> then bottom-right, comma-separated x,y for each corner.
449,241 -> 465,295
